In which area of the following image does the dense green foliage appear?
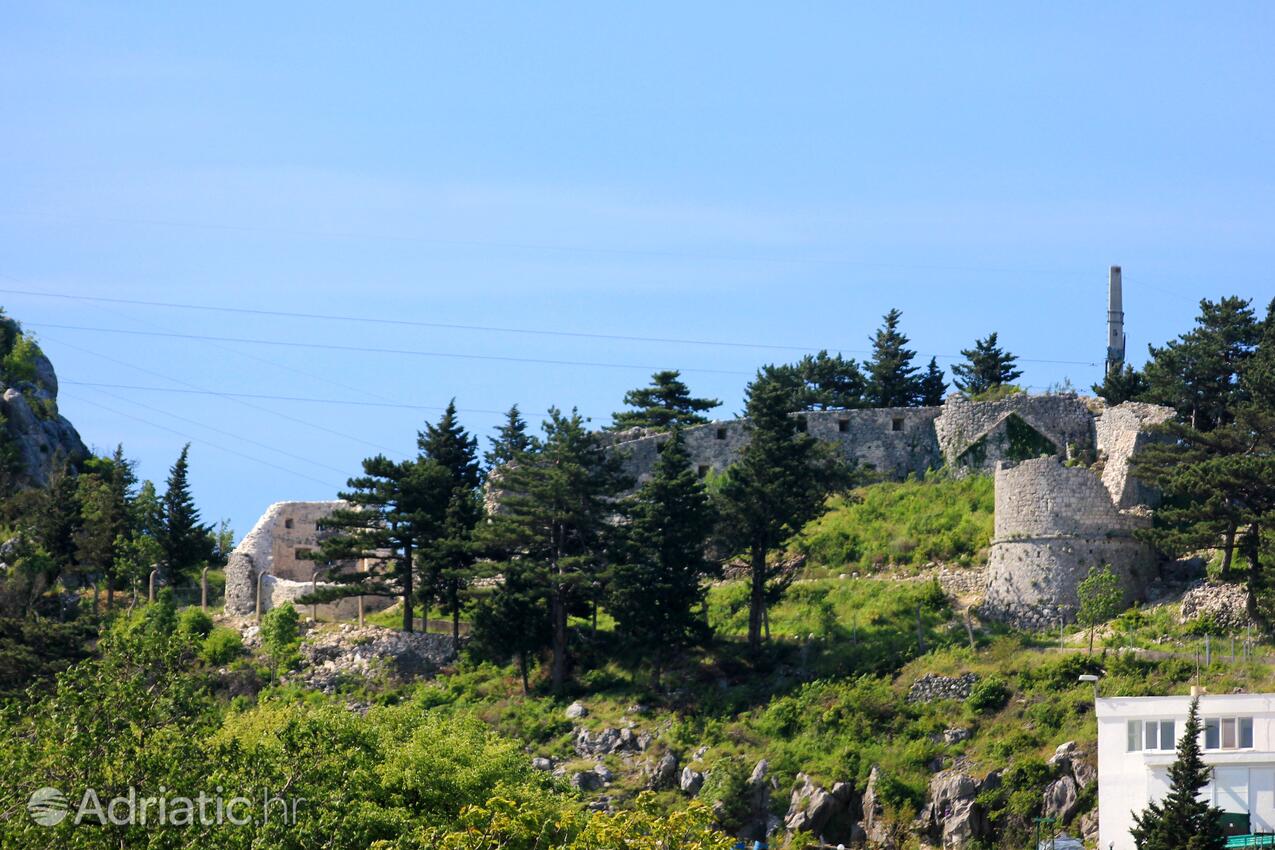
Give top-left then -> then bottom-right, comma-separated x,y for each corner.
865,308 -> 923,408
751,350 -> 869,411
794,474 -> 994,570
951,332 -> 1022,396
158,444 -> 216,581
609,370 -> 721,430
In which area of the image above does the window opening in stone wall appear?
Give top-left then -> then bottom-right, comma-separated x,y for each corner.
716,427 -> 727,440
284,518 -> 294,529
838,419 -> 849,433
891,417 -> 904,432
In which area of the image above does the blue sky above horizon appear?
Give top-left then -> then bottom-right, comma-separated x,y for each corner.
3,3 -> 1273,539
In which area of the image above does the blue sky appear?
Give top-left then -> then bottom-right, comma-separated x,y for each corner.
3,3 -> 1273,540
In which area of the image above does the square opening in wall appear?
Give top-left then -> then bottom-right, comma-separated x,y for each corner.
716,427 -> 727,440
838,419 -> 849,433
891,418 -> 904,432
284,518 -> 294,529
697,465 -> 710,478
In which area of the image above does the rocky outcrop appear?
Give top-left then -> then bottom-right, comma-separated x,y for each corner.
917,768 -> 994,849
1045,741 -> 1096,826
1180,581 -> 1255,633
646,752 -> 679,790
860,767 -> 894,849
782,773 -> 858,843
908,672 -> 979,703
574,726 -> 651,757
680,767 -> 704,795
293,624 -> 457,692
0,324 -> 88,490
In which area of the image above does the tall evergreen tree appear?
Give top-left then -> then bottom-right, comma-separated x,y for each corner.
158,444 -> 214,581
865,309 -> 923,407
417,401 -> 483,648
919,357 -> 948,406
1130,697 -> 1225,850
609,370 -> 721,431
1144,296 -> 1260,431
717,375 -> 849,654
478,408 -> 628,691
951,332 -> 1023,396
31,460 -> 82,584
753,351 -> 868,412
470,558 -> 551,694
76,446 -> 137,607
312,454 -> 449,632
611,429 -> 717,687
484,404 -> 534,469
1093,363 -> 1151,405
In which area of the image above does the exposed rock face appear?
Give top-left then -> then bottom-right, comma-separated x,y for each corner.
565,701 -> 589,719
295,624 -> 457,692
1044,741 -> 1096,825
782,774 -> 858,842
1180,581 -> 1255,633
646,752 -> 679,791
680,767 -> 704,795
531,757 -> 553,772
860,766 -> 894,849
0,328 -> 88,490
1043,775 -> 1080,824
574,726 -> 650,757
908,672 -> 979,703
918,769 -> 992,849
571,770 -> 604,792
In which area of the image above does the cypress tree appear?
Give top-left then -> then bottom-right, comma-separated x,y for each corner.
1093,363 -> 1151,405
478,408 -> 627,691
610,370 -> 721,431
484,404 -> 533,470
865,309 -> 923,407
418,401 -> 483,648
919,357 -> 948,406
1130,697 -> 1225,850
951,332 -> 1023,396
158,445 -> 214,582
610,429 -> 717,687
717,375 -> 849,655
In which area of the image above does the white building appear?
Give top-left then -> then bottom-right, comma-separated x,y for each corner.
1097,692 -> 1275,849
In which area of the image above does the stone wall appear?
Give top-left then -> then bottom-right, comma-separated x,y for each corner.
1095,401 -> 1175,509
933,393 -> 1095,473
982,457 -> 1160,629
223,501 -> 393,618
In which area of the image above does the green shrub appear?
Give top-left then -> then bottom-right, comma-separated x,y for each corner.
200,627 -> 244,665
0,334 -> 40,384
177,607 -> 214,639
260,603 -> 301,673
967,676 -> 1011,713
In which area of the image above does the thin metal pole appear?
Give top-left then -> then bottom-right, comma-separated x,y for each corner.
200,566 -> 209,611
148,568 -> 158,603
256,571 -> 266,623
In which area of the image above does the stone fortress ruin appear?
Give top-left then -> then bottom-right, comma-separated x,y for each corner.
225,267 -> 1177,628
223,501 -> 393,619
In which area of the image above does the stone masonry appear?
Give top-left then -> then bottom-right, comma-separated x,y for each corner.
223,501 -> 394,618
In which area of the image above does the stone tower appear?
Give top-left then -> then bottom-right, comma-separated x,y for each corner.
1106,265 -> 1126,376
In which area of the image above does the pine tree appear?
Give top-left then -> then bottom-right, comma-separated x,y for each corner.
1093,363 -> 1150,405
158,444 -> 214,582
1144,296 -> 1260,431
610,429 -> 717,687
32,460 -> 82,584
610,370 -> 721,431
717,375 -> 849,654
478,408 -> 628,691
865,309 -> 923,408
417,401 -> 483,648
76,446 -> 137,608
484,404 -> 534,469
312,453 -> 450,632
470,558 -> 551,694
1130,697 -> 1225,850
919,357 -> 947,406
951,332 -> 1023,396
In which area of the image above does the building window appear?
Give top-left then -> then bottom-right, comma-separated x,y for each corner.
891,417 -> 904,432
1128,719 -> 1177,752
838,419 -> 849,433
697,465 -> 710,479
716,427 -> 727,440
1205,717 -> 1253,750
284,518 -> 294,529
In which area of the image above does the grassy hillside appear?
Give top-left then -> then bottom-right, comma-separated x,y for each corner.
794,474 -> 994,572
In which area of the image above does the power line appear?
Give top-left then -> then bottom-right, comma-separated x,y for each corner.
1,284 -> 1102,366
28,322 -> 756,374
61,380 -> 511,415
41,334 -> 409,457
76,383 -> 356,477
63,393 -> 343,490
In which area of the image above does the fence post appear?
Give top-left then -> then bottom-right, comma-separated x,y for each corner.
200,566 -> 209,612
1232,636 -> 1236,664
358,596 -> 364,628
256,571 -> 267,623
1206,634 -> 1211,667
148,568 -> 158,603
311,567 -> 319,624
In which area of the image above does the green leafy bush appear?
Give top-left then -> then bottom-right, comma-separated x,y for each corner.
177,606 -> 214,639
967,676 -> 1011,713
200,627 -> 244,665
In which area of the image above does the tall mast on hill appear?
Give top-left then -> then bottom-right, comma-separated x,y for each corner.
1106,265 -> 1126,377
